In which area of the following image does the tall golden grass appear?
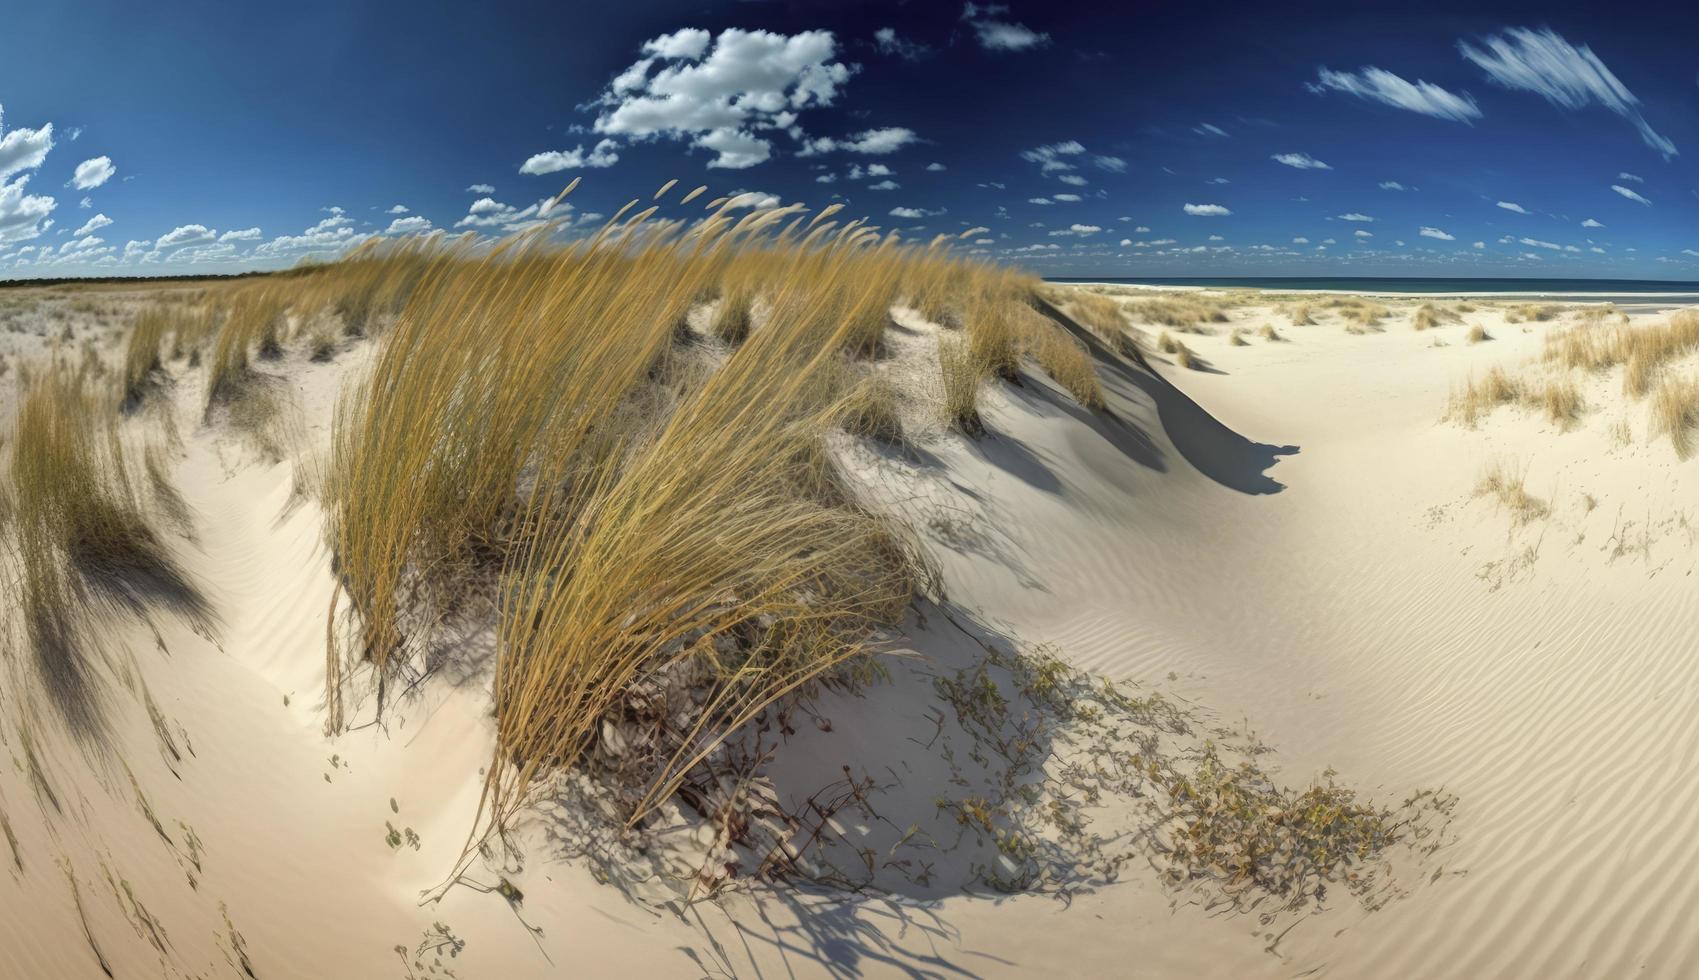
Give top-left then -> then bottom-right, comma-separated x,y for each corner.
299,187 -> 1035,870
6,362 -> 203,737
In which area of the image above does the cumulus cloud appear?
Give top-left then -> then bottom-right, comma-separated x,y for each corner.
0,107 -> 54,180
1581,217 -> 1604,227
157,223 -> 216,250
1611,183 -> 1651,205
1419,226 -> 1455,240
1337,212 -> 1374,221
1184,203 -> 1231,216
1292,237 -> 1310,244
385,216 -> 434,235
520,139 -> 620,175
70,155 -> 115,189
1308,66 -> 1481,123
1272,152 -> 1331,170
454,194 -> 572,232
592,28 -> 856,170
867,179 -> 899,190
927,162 -> 946,171
1496,201 -> 1528,213
466,183 -> 495,194
889,206 -> 942,219
1379,180 -> 1408,191
219,227 -> 261,241
387,204 -> 410,214
1459,27 -> 1675,158
1051,193 -> 1081,201
73,213 -> 111,237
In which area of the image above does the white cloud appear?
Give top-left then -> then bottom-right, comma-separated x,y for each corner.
1473,241 -> 1485,249
1379,180 -> 1408,191
722,190 -> 781,210
1519,236 -> 1561,250
1206,177 -> 1230,185
386,216 -> 434,235
1581,217 -> 1604,227
1337,212 -> 1374,221
466,183 -> 495,194
1051,192 -> 1081,201
70,155 -> 115,190
1272,152 -> 1331,170
1459,27 -> 1675,158
1021,140 -> 1085,173
79,196 -> 91,208
1617,171 -> 1643,182
520,139 -> 620,175
1095,155 -> 1127,173
873,27 -> 929,60
72,213 -> 111,237
1134,225 -> 1150,233
1028,197 -> 1052,205
867,179 -> 899,190
387,204 -> 410,214
1308,66 -> 1481,123
962,3 -> 1050,52
799,126 -> 919,157
1058,174 -> 1088,186
0,108 -> 54,180
1194,123 -> 1228,137
219,227 -> 261,241
1611,184 -> 1651,205
157,223 -> 216,249
1419,226 -> 1455,240
454,194 -> 571,231
1292,237 -> 1309,244
1353,229 -> 1373,238
927,162 -> 946,171
593,28 -> 855,169
1184,203 -> 1231,216
1069,223 -> 1101,234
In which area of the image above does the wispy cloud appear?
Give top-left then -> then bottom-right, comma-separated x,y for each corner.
962,3 -> 1050,52
1379,180 -> 1408,191
1183,203 -> 1231,216
1617,171 -> 1644,182
1194,122 -> 1228,138
1519,236 -> 1561,250
1272,152 -> 1331,170
1459,27 -> 1676,158
1337,212 -> 1374,221
1581,217 -> 1604,227
872,27 -> 929,60
1496,201 -> 1528,213
1419,226 -> 1455,240
1308,67 -> 1481,123
1611,184 -> 1651,205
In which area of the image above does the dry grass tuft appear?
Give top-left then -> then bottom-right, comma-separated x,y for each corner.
1228,328 -> 1248,346
1532,377 -> 1584,429
1029,319 -> 1104,409
121,306 -> 171,408
1475,457 -> 1548,525
1445,366 -> 1523,426
1651,375 -> 1699,459
1257,324 -> 1282,342
1466,324 -> 1490,344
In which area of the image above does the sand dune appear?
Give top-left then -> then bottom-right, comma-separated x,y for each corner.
3,276 -> 1698,978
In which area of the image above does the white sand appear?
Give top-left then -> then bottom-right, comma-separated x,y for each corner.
4,286 -> 1699,977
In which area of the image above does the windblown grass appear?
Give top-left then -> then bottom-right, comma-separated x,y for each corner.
1028,318 -> 1104,409
121,306 -> 171,408
1651,375 -> 1699,459
1445,366 -> 1523,426
6,364 -> 206,738
310,189 -> 966,874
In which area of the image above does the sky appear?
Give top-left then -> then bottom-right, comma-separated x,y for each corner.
4,0 -> 1699,280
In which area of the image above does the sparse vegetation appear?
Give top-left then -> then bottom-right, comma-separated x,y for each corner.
1475,457 -> 1548,525
1651,375 -> 1699,459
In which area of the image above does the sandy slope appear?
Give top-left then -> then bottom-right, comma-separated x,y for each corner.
3,286 -> 1699,978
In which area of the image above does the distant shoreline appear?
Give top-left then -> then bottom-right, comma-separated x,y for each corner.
1050,276 -> 1699,305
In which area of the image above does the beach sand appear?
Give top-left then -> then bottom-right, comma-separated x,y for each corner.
3,282 -> 1698,977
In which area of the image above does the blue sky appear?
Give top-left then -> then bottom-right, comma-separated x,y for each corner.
4,0 -> 1699,279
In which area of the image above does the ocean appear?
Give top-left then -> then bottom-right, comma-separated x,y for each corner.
1047,276 -> 1699,308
